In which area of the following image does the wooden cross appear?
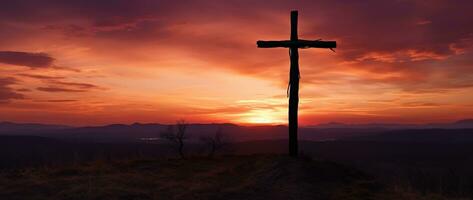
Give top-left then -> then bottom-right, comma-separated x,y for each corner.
257,10 -> 336,157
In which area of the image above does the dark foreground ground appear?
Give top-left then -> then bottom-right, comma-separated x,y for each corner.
0,155 -> 459,200
2,127 -> 473,199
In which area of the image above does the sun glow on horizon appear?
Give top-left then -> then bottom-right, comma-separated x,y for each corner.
238,108 -> 286,125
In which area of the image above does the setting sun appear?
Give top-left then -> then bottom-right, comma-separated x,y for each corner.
239,108 -> 286,125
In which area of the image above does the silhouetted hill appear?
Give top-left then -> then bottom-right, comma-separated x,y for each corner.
0,122 -> 242,142
1,154 -> 430,200
343,128 -> 473,143
0,135 -> 172,169
449,119 -> 473,128
310,119 -> 473,129
0,121 -> 70,135
0,135 -> 72,168
311,122 -> 419,129
2,120 -> 473,143
1,154 -> 462,199
2,136 -> 473,198
2,122 -> 473,198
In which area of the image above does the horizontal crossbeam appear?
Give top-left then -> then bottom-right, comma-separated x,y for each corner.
257,40 -> 336,49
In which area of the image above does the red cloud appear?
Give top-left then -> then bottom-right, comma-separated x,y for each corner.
0,77 -> 24,103
36,87 -> 87,93
0,51 -> 54,68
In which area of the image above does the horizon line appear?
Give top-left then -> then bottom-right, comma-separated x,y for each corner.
1,119 -> 472,128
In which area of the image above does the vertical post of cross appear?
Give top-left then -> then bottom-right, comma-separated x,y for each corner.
288,10 -> 299,157
256,10 -> 336,158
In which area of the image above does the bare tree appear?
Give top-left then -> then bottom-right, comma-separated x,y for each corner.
160,120 -> 188,158
200,127 -> 228,157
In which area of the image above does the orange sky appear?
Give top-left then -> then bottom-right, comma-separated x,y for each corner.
0,0 -> 472,126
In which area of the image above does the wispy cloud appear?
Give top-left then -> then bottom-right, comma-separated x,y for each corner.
17,73 -> 65,80
0,77 -> 24,103
36,86 -> 87,93
0,51 -> 54,68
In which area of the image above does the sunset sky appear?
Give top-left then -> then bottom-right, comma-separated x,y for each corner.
1,0 -> 472,126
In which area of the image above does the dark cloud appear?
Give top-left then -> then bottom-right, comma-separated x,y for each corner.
36,80 -> 103,93
49,80 -> 102,90
0,51 -> 54,68
0,77 -> 24,103
17,73 -> 104,92
17,73 -> 65,80
37,99 -> 78,103
36,86 -> 87,93
16,88 -> 31,92
1,1 -> 471,57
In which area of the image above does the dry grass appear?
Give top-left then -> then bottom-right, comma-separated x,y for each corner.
0,154 -> 459,200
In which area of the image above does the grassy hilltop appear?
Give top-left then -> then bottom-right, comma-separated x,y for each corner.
0,155 -> 454,200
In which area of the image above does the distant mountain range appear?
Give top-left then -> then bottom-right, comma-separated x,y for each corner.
1,119 -> 473,143
1,120 -> 473,170
310,119 -> 473,129
0,121 -> 71,133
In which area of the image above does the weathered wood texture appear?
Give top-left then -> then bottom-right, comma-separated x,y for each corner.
288,11 -> 299,157
256,10 -> 336,157
257,40 -> 336,48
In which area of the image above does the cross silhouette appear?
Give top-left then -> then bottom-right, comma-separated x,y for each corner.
257,10 -> 336,157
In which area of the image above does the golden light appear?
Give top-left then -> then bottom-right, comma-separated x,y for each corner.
238,108 -> 286,125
